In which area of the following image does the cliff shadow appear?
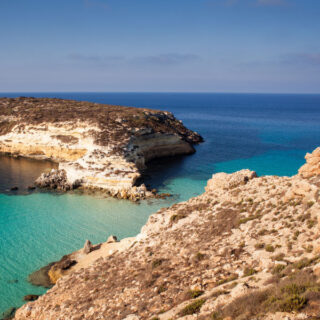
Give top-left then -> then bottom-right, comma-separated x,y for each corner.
137,153 -> 195,192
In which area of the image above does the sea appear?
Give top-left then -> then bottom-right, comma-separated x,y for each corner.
0,92 -> 320,315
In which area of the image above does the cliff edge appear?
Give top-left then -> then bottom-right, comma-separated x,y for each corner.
0,97 -> 202,200
14,147 -> 320,320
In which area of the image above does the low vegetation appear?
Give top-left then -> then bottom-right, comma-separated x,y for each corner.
211,270 -> 320,319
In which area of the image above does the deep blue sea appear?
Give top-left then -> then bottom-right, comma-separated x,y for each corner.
0,92 -> 320,315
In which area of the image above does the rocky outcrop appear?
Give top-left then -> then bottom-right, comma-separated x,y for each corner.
299,147 -> 320,178
14,147 -> 320,320
0,97 -> 202,199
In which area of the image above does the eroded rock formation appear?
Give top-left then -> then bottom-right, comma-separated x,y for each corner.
14,147 -> 320,320
0,97 -> 202,200
299,147 -> 320,178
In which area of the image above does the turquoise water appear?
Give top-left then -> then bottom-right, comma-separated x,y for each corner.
0,93 -> 320,315
0,187 -> 176,314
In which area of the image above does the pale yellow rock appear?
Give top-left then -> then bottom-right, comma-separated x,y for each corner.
205,169 -> 257,192
299,147 -> 320,178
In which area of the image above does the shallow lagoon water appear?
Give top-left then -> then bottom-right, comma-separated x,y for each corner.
0,92 -> 320,314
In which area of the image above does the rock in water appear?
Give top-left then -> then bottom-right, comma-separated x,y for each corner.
1,307 -> 16,320
28,263 -> 55,288
23,295 -> 39,301
83,239 -> 93,254
35,169 -> 81,191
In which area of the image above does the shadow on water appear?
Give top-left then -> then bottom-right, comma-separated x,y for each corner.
139,153 -> 196,192
0,154 -> 57,195
0,152 -> 197,198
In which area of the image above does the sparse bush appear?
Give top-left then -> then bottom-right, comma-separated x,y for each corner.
152,259 -> 164,269
239,214 -> 261,225
258,229 -> 268,236
216,274 -> 238,286
243,267 -> 257,277
255,243 -> 265,250
170,213 -> 186,223
272,264 -> 286,275
307,201 -> 315,208
180,299 -> 206,316
293,230 -> 300,240
211,270 -> 320,319
273,253 -> 285,261
188,289 -> 204,299
265,244 -> 275,252
196,252 -> 206,261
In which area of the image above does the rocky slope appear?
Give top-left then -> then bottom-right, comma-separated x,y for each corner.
14,147 -> 320,320
0,97 -> 202,200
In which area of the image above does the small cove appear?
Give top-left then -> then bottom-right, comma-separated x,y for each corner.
0,92 -> 320,315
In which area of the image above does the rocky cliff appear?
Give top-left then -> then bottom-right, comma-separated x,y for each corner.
14,147 -> 320,320
0,97 -> 202,200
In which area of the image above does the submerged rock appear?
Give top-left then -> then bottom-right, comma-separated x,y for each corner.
1,307 -> 16,320
28,263 -> 54,288
6,279 -> 18,284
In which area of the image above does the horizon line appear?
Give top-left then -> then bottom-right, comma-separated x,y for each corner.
1,91 -> 320,95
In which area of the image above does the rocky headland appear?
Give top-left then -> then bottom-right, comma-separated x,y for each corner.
14,147 -> 320,320
0,97 -> 202,200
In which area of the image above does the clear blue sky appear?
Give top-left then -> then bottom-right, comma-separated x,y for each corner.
0,0 -> 319,93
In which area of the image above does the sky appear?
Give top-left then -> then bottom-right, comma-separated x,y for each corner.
0,0 -> 319,93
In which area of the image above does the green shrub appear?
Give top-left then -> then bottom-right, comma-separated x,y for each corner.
188,289 -> 204,299
180,299 -> 206,316
265,244 -> 275,252
272,264 -> 286,275
255,243 -> 265,250
216,274 -> 238,286
239,214 -> 261,225
277,294 -> 306,312
243,267 -> 257,277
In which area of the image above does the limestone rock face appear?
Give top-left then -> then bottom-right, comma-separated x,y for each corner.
299,147 -> 320,178
14,148 -> 320,320
35,169 -> 82,191
0,97 -> 202,199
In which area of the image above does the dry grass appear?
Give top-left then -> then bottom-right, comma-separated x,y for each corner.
211,270 -> 320,319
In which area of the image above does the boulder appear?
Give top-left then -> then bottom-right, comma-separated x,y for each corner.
299,147 -> 320,178
23,295 -> 39,302
107,235 -> 118,243
83,240 -> 93,254
205,169 -> 257,192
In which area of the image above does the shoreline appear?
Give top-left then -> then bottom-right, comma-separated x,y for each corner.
0,97 -> 203,201
15,148 -> 320,319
